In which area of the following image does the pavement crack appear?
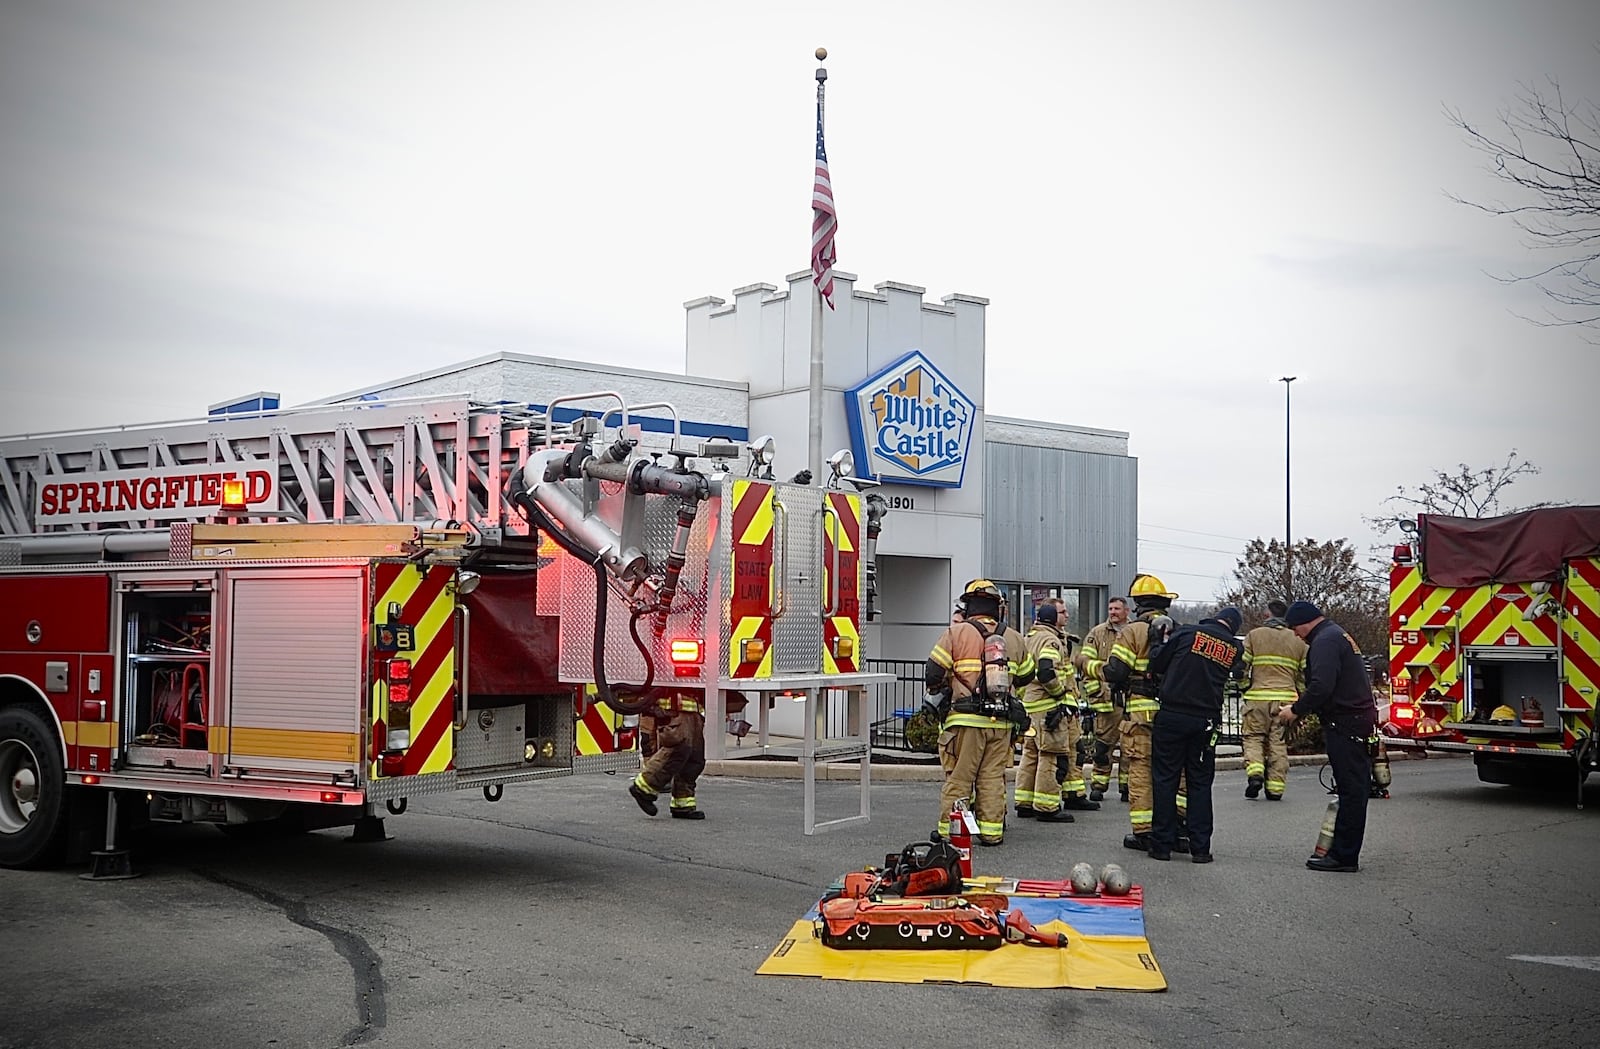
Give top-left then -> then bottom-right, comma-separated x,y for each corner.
195,868 -> 386,1045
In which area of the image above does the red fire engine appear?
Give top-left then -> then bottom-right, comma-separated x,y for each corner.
1384,506 -> 1600,801
0,394 -> 887,871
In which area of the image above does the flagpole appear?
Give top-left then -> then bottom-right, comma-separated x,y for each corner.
808,47 -> 829,481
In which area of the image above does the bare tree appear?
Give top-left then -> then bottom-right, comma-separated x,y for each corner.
1222,538 -> 1387,653
1167,601 -> 1213,626
1366,450 -> 1554,537
1447,78 -> 1600,336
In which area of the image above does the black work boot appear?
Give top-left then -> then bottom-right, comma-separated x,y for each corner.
1014,805 -> 1036,819
670,808 -> 705,820
1089,788 -> 1106,802
1123,833 -> 1151,852
1245,776 -> 1263,799
1063,795 -> 1101,811
1036,808 -> 1075,823
628,782 -> 658,816
1119,785 -> 1130,802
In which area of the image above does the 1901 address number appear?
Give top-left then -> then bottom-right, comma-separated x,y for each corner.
886,495 -> 916,510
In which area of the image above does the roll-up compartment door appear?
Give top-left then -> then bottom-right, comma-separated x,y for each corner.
228,570 -> 364,773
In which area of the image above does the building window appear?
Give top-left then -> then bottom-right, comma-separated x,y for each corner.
999,582 -> 1103,633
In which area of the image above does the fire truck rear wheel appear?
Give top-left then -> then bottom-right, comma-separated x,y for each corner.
0,705 -> 70,869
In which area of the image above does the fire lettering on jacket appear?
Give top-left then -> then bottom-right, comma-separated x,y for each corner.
1190,633 -> 1239,667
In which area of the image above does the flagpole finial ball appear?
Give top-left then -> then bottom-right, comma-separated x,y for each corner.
815,47 -> 827,61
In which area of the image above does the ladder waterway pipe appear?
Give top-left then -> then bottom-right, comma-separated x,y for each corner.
11,530 -> 171,561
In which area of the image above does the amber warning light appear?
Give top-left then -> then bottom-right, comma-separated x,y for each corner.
219,478 -> 248,512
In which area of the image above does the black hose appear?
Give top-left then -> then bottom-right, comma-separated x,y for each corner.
513,494 -> 663,716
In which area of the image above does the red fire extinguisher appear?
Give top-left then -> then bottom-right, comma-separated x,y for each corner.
947,800 -> 975,878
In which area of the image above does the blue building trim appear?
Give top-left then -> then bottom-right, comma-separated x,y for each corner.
536,404 -> 747,442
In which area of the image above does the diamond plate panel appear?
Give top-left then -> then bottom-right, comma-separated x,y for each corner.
535,537 -> 565,616
556,485 -> 716,688
773,484 -> 823,675
573,751 -> 641,775
455,706 -> 530,771
362,770 -> 459,803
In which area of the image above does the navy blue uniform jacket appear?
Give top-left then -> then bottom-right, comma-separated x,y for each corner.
1289,619 -> 1377,734
1148,617 -> 1243,721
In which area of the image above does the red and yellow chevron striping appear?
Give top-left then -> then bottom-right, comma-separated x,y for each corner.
728,480 -> 775,679
370,562 -> 457,777
1389,565 -> 1560,715
1389,564 -> 1462,709
822,491 -> 861,675
1562,558 -> 1600,748
1392,556 -> 1600,753
576,685 -> 630,755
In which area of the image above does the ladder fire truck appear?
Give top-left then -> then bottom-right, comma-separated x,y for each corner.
1384,506 -> 1600,803
0,393 -> 888,871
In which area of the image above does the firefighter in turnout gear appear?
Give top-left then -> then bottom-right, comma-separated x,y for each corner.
1102,574 -> 1187,852
991,584 -> 1036,695
1051,601 -> 1098,812
1013,601 -> 1099,822
1078,596 -> 1131,802
1240,599 -> 1308,800
629,694 -> 707,819
925,580 -> 1033,846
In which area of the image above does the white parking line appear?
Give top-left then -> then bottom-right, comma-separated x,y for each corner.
1510,955 -> 1600,972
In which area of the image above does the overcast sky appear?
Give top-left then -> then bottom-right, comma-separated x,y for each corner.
3,0 -> 1598,597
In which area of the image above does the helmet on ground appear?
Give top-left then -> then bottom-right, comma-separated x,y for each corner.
1129,574 -> 1178,601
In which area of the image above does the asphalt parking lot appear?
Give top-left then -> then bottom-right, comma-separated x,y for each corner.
3,755 -> 1597,1049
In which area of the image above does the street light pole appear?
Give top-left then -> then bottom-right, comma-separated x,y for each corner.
1280,376 -> 1296,599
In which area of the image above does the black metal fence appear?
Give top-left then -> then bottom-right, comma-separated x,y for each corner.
861,658 -> 928,749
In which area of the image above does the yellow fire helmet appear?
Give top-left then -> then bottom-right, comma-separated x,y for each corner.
958,578 -> 1004,617
1129,573 -> 1178,601
963,578 -> 1003,601
1489,705 -> 1519,724
1414,715 -> 1444,737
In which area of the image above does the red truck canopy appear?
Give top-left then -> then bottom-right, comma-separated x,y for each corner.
1419,506 -> 1600,586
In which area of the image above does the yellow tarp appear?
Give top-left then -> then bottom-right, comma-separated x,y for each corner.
757,895 -> 1167,991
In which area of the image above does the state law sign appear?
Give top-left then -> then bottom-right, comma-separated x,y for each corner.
845,351 -> 976,488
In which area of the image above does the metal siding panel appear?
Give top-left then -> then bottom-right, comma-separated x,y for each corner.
229,574 -> 363,746
984,442 -> 1021,579
985,442 -> 1137,586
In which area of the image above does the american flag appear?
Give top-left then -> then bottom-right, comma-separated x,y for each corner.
811,99 -> 838,309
